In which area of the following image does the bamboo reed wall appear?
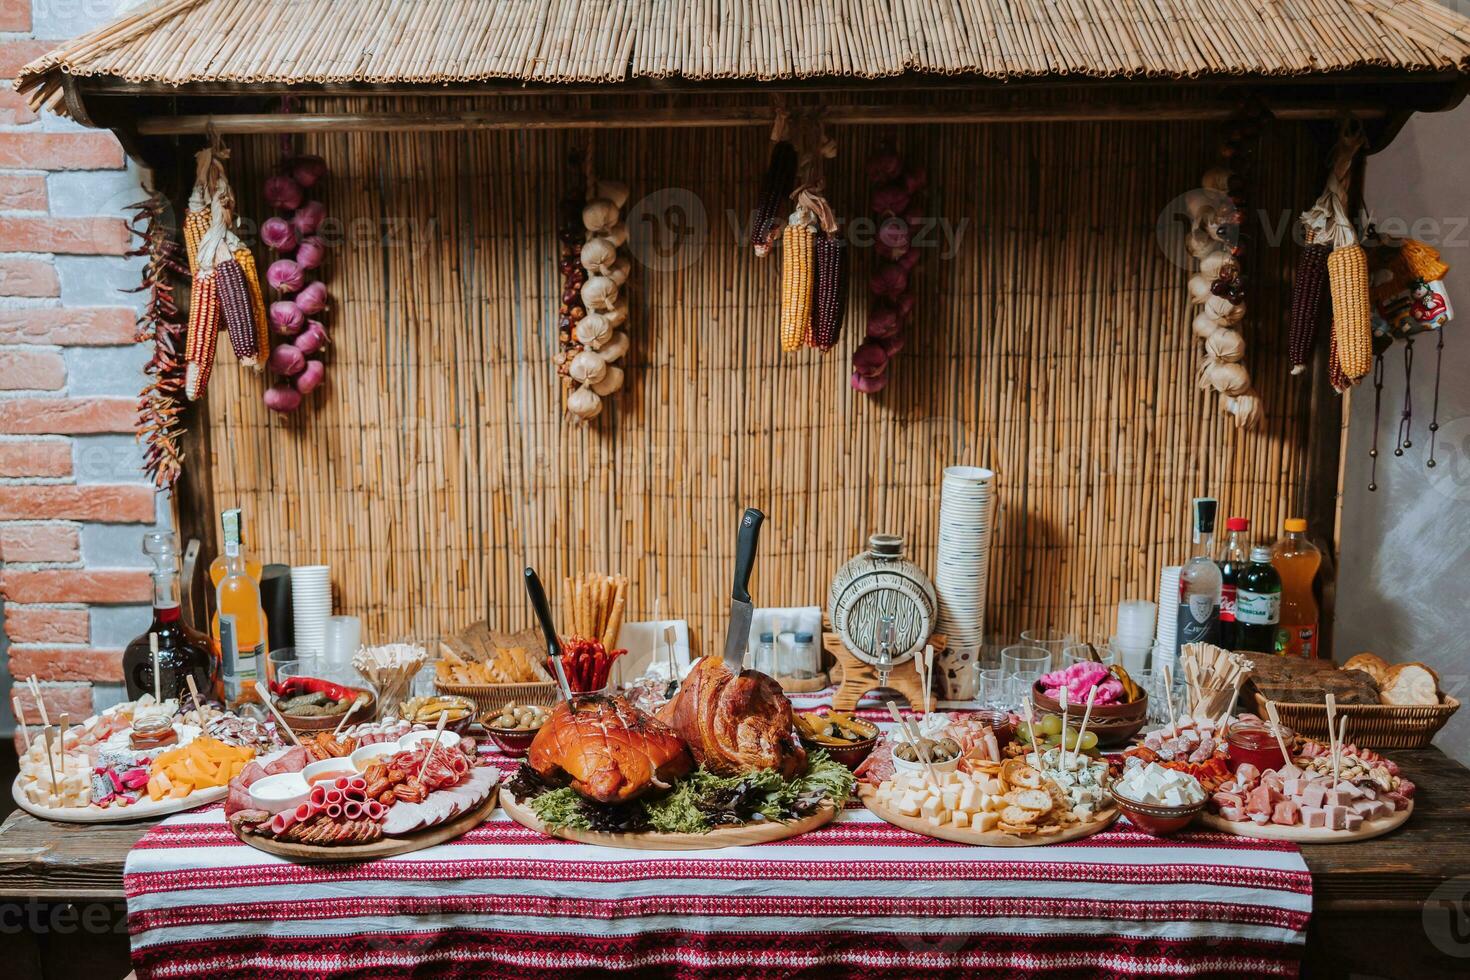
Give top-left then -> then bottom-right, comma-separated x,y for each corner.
202,98 -> 1326,652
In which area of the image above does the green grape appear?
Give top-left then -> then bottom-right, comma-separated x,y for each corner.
1040,715 -> 1063,736
1079,731 -> 1099,751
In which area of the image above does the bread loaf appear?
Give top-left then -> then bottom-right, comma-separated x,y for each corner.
1379,663 -> 1440,706
1343,652 -> 1391,686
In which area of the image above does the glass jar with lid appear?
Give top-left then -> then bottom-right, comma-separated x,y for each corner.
784,631 -> 819,679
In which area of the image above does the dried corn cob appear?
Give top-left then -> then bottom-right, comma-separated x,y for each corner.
214,257 -> 261,368
184,271 -> 220,400
1327,328 -> 1349,393
1328,242 -> 1373,380
810,231 -> 849,351
183,208 -> 209,274
234,246 -> 270,364
751,141 -> 797,257
779,216 -> 815,352
1287,239 -> 1330,375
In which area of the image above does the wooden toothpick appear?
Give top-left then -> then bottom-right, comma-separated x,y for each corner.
415,712 -> 450,786
12,696 -> 30,753
150,632 -> 161,704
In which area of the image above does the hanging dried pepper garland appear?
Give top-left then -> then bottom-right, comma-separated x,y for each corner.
261,151 -> 331,413
1183,117 -> 1262,428
559,140 -> 631,423
852,144 -> 925,394
128,193 -> 188,488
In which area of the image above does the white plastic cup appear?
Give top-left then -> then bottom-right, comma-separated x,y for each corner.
323,615 -> 362,668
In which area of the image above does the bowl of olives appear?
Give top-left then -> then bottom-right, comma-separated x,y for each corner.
794,711 -> 879,769
481,701 -> 550,757
891,735 -> 963,775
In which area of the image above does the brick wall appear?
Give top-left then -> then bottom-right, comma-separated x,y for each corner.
0,0 -> 156,733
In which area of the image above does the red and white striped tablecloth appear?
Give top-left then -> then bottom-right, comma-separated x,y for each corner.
124,751 -> 1311,979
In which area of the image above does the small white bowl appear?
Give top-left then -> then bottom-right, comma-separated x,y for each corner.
302,758 -> 356,786
892,753 -> 961,776
248,772 -> 310,814
398,730 -> 461,752
350,742 -> 401,772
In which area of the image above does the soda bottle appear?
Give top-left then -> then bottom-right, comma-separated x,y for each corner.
1235,546 -> 1284,654
1217,517 -> 1251,650
1272,518 -> 1322,658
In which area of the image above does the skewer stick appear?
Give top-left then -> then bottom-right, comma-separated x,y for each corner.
1263,701 -> 1293,767
27,675 -> 50,727
1334,715 -> 1349,787
416,712 -> 450,786
150,632 -> 161,704
12,696 -> 30,752
253,681 -> 302,747
58,714 -> 69,776
1022,701 -> 1046,777
1059,686 -> 1070,771
886,701 -> 937,784
924,644 -> 934,713
1324,692 -> 1338,779
1162,664 -> 1176,736
43,725 -> 58,795
1072,686 -> 1098,772
330,696 -> 363,739
185,675 -> 206,726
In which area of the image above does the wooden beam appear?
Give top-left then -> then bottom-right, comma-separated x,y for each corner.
137,101 -> 1388,135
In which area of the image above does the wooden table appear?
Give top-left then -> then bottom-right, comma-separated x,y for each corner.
2,750 -> 1468,978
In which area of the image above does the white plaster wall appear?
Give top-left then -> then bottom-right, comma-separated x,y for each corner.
1337,101 -> 1470,765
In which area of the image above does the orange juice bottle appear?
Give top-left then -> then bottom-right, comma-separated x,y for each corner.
1271,518 -> 1321,658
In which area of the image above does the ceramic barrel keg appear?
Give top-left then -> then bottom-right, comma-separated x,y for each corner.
828,534 -> 938,663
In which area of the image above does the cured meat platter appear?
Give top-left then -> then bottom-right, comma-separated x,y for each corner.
499,787 -> 838,850
1198,801 -> 1412,844
240,783 -> 500,862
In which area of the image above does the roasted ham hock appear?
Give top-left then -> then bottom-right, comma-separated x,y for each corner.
658,656 -> 807,779
528,694 -> 693,803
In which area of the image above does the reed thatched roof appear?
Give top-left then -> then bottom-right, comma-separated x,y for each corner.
18,0 -> 1470,108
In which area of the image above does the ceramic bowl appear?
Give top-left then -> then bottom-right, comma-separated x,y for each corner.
398,729 -> 462,753
302,758 -> 356,786
795,714 -> 879,771
247,772 -> 310,814
483,724 -> 541,758
1109,785 -> 1206,836
1032,681 -> 1148,747
891,751 -> 962,776
349,742 -> 402,772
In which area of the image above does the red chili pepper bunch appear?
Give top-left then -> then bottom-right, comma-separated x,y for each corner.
127,194 -> 189,488
556,636 -> 626,693
270,674 -> 363,702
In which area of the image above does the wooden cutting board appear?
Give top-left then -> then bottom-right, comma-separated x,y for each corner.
235,789 -> 499,863
859,785 -> 1118,847
1197,800 -> 1412,843
500,787 -> 838,849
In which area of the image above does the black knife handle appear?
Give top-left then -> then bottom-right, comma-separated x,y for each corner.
731,507 -> 764,604
523,566 -> 563,662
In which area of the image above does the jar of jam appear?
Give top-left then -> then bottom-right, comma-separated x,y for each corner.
1226,721 -> 1294,773
130,715 -> 179,752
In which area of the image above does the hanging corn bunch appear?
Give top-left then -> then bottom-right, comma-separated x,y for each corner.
1287,232 -> 1331,374
184,270 -> 220,401
811,231 -> 850,351
557,139 -> 631,423
127,194 -> 188,487
1182,119 -> 1262,428
1328,238 -> 1374,380
779,213 -> 815,351
750,110 -> 797,257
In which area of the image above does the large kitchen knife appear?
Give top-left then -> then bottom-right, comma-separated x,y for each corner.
721,507 -> 765,673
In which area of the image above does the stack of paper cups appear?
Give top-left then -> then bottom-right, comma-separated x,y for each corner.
933,466 -> 995,653
289,565 -> 332,656
1152,566 -> 1182,674
1113,600 -> 1155,673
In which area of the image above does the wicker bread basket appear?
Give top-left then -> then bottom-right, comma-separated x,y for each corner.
434,623 -> 557,717
1252,693 -> 1459,749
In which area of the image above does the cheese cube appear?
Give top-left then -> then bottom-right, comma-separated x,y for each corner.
896,793 -> 922,817
1300,805 -> 1327,829
920,797 -> 942,820
959,784 -> 981,812
878,780 -> 894,797
941,785 -> 961,810
951,811 -> 971,829
975,811 -> 1001,833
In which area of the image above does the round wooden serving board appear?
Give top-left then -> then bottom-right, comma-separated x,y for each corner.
858,784 -> 1118,847
1197,799 -> 1412,843
499,787 -> 838,849
235,789 -> 500,863
12,778 -> 227,824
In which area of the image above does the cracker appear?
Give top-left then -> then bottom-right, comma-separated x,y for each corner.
998,822 -> 1038,835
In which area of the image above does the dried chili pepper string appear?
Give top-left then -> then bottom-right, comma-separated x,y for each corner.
127,193 -> 189,488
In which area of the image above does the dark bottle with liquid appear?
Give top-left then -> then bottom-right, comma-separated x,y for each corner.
1217,516 -> 1251,650
122,530 -> 220,702
1234,546 -> 1284,655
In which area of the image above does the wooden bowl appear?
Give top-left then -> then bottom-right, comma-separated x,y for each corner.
1109,785 -> 1206,836
1031,681 -> 1148,747
278,690 -> 377,732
